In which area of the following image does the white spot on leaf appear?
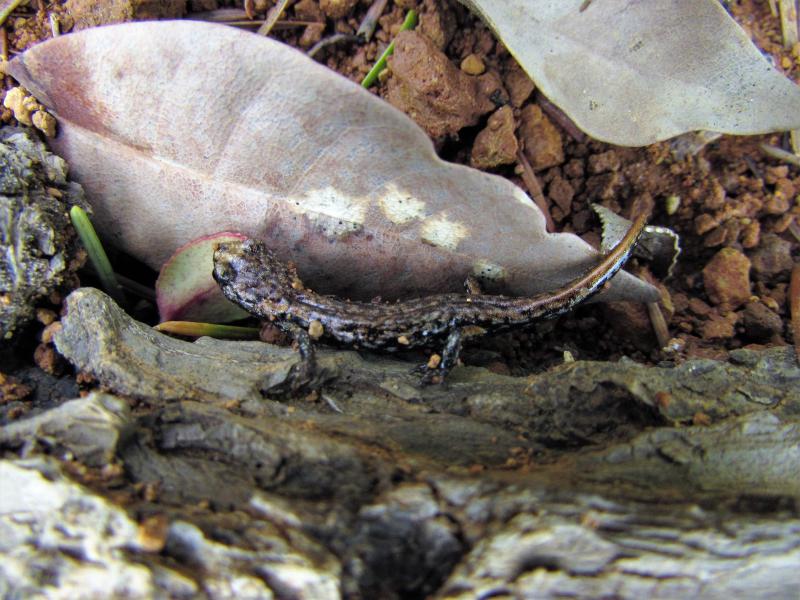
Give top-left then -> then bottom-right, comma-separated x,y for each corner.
290,186 -> 369,225
378,183 -> 427,224
472,260 -> 507,282
420,214 -> 469,251
286,186 -> 367,237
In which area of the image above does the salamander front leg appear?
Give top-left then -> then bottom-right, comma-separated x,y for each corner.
417,327 -> 464,385
262,321 -> 318,395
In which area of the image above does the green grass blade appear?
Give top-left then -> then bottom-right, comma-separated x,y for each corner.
69,205 -> 126,305
361,9 -> 417,88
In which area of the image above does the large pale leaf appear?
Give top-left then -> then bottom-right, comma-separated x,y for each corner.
459,0 -> 800,145
8,20 -> 657,304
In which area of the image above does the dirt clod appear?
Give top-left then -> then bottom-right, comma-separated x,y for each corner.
749,233 -> 794,282
470,106 -> 517,169
588,150 -> 621,174
702,247 -> 752,308
741,301 -> 784,341
504,61 -> 535,108
548,175 -> 575,216
299,22 -> 326,48
518,104 -> 564,171
701,312 -> 738,340
601,301 -> 655,351
33,342 -> 64,375
0,372 -> 32,404
387,30 -> 495,139
295,0 -> 325,21
320,0 -> 358,19
65,0 -> 185,30
419,0 -> 457,50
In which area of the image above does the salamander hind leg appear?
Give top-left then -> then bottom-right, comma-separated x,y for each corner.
416,328 -> 464,385
463,275 -> 483,295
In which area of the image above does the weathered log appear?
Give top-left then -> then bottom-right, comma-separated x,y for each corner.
1,287 -> 798,598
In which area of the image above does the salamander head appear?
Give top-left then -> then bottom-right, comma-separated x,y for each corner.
213,239 -> 300,317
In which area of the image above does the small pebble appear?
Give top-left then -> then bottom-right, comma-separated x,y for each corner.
40,321 -> 62,344
664,195 -> 680,215
31,110 -> 56,138
137,514 -> 170,553
308,320 -> 324,339
460,54 -> 486,75
36,308 -> 57,325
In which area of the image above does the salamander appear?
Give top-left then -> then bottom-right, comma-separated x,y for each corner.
213,213 -> 647,388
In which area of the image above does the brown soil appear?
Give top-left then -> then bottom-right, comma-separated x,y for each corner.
1,0 -> 798,379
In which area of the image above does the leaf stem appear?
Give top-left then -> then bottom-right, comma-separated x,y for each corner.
69,205 -> 126,305
361,9 -> 417,88
154,321 -> 261,339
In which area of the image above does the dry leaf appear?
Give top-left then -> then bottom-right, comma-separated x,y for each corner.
459,0 -> 800,145
8,21 -> 657,304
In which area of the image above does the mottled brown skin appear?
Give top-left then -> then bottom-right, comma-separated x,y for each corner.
213,214 -> 647,387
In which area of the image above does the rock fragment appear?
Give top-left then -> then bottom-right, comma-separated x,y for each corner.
0,393 -> 130,466
702,247 -> 752,308
0,127 -> 87,340
470,106 -> 518,169
741,301 -> 784,341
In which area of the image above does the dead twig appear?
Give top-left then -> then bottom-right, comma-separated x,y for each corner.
244,0 -> 255,20
516,150 -> 555,233
357,0 -> 388,41
308,33 -> 359,59
778,0 -> 800,152
49,13 -> 59,37
537,94 -> 586,143
760,143 -> 800,167
778,0 -> 799,49
257,0 -> 291,36
189,10 -> 313,30
190,8 -> 249,22
1,26 -> 8,61
647,301 -> 670,350
790,263 -> 800,363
